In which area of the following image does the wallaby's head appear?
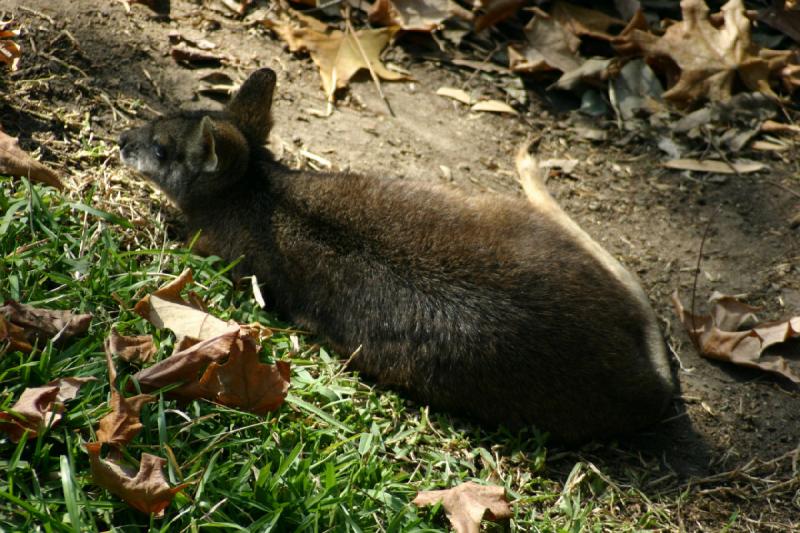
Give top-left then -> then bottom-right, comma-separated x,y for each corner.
119,68 -> 277,210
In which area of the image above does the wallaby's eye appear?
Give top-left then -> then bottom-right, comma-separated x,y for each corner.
153,144 -> 167,161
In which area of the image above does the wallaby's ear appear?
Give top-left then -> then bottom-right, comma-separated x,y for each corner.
227,68 -> 277,144
189,116 -> 219,173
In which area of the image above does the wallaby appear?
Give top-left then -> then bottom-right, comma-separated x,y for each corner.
119,68 -> 675,444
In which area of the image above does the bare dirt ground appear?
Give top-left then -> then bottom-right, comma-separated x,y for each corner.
3,0 -> 800,529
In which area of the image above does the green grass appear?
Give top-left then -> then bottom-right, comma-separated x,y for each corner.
0,175 -> 675,532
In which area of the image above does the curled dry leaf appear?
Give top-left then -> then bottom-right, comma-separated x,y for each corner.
0,301 -> 91,351
97,391 -> 155,446
663,158 -> 766,174
673,292 -> 800,383
369,0 -> 458,32
133,329 -> 289,414
134,269 -> 234,342
197,335 -> 290,415
474,0 -> 524,33
551,1 -> 626,41
509,8 -> 581,74
757,0 -> 800,44
86,442 -> 188,516
0,315 -> 32,353
436,86 -> 473,105
470,100 -> 518,115
106,327 -> 157,364
413,481 -> 512,533
131,326 -> 240,400
263,8 -> 405,102
628,0 -> 783,106
98,347 -> 155,447
0,377 -> 96,442
0,129 -> 63,189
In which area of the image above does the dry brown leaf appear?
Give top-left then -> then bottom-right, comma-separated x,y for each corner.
0,301 -> 91,350
757,0 -> 800,44
369,0 -> 457,32
0,315 -> 33,353
436,86 -> 473,105
760,119 -> 800,135
628,0 -> 777,106
55,377 -> 98,402
0,377 -> 95,442
474,0 -> 524,32
0,129 -> 63,189
197,335 -> 290,414
86,442 -> 188,516
98,348 -> 155,446
413,481 -> 512,533
509,9 -> 581,74
134,270 -> 235,342
611,9 -> 650,55
106,328 -> 157,364
470,100 -> 518,114
0,385 -> 61,442
673,292 -> 800,383
131,326 -> 240,400
552,1 -> 626,41
663,158 -> 766,173
264,9 -> 405,101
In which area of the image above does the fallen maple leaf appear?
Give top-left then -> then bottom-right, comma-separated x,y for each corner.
757,0 -> 800,44
264,8 -> 405,102
197,335 -> 290,414
551,1 -> 625,41
413,481 -> 512,533
0,377 -> 95,442
0,315 -> 33,353
97,391 -> 155,446
628,0 -> 778,106
0,301 -> 91,349
509,8 -> 582,74
673,292 -> 800,383
474,0 -> 524,33
132,326 -> 240,399
98,347 -> 155,446
0,129 -> 63,189
86,442 -> 188,516
134,269 -> 235,342
369,0 -> 457,32
105,327 -> 157,364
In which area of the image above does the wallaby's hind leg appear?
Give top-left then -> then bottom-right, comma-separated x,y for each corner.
516,139 -> 674,409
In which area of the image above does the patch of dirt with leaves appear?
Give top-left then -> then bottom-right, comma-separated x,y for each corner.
3,0 -> 800,528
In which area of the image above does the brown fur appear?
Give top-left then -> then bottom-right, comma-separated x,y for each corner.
119,68 -> 675,444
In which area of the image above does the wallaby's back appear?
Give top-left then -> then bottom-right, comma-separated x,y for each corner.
119,68 -> 675,444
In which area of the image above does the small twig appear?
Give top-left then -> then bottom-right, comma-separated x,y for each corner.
18,6 -> 55,25
39,51 -> 89,78
764,178 -> 800,199
688,205 -> 721,352
344,7 -> 395,117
